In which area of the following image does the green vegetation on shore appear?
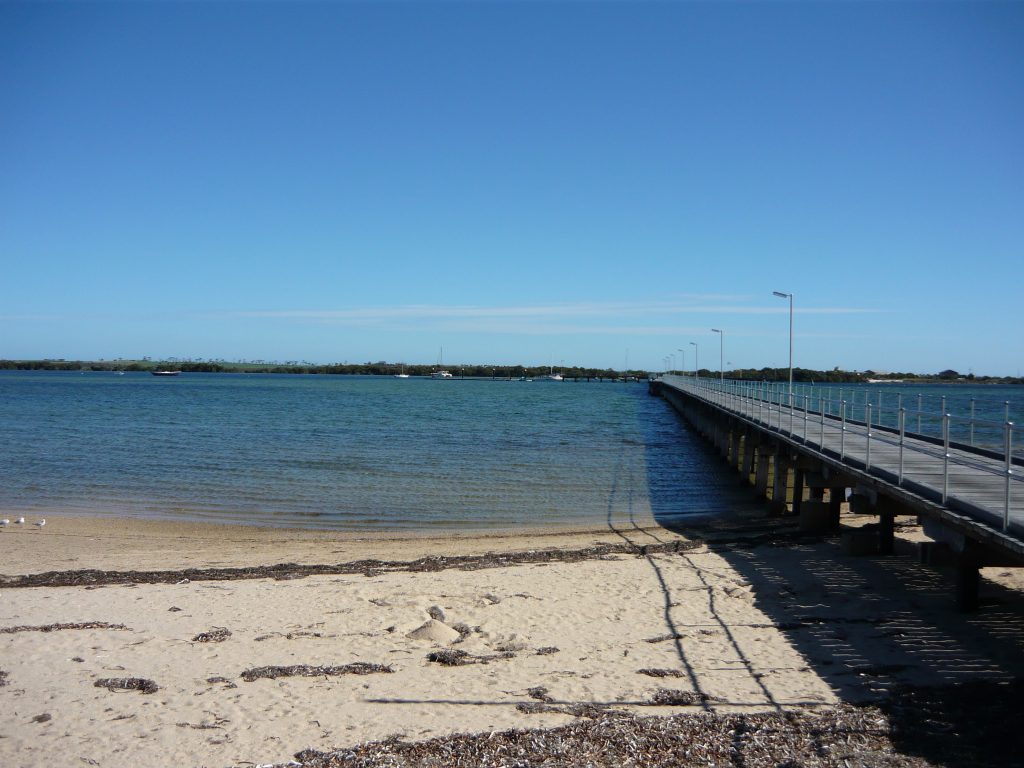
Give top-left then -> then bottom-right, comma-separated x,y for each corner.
1,359 -> 1020,384
0,358 -> 645,380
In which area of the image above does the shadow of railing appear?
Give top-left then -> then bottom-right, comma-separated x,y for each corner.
606,413 -> 784,712
640,392 -> 1024,767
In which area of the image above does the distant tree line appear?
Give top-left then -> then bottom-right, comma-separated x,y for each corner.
667,366 -> 1022,384
0,359 -> 649,380
1,360 -> 1020,384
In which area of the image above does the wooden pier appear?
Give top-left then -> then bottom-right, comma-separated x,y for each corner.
650,375 -> 1023,610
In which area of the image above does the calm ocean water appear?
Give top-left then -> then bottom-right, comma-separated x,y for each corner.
0,371 -> 765,531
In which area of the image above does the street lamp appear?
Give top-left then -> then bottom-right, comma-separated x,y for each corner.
710,329 -> 724,383
677,348 -> 685,376
772,291 -> 794,403
690,342 -> 698,379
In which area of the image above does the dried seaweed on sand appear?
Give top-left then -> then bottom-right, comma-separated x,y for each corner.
637,668 -> 685,678
240,663 -> 393,682
0,621 -> 129,634
526,686 -> 553,702
94,677 -> 159,694
254,630 -> 326,642
192,627 -> 232,643
426,649 -> 515,667
515,701 -> 618,718
647,688 -> 722,706
285,705 -> 918,768
2,537 -> 711,588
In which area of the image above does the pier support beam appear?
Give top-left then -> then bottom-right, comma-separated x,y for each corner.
791,468 -> 805,517
730,429 -> 742,471
741,435 -> 756,483
828,488 -> 845,528
754,447 -> 772,499
770,455 -> 790,514
955,541 -> 980,612
877,498 -> 898,556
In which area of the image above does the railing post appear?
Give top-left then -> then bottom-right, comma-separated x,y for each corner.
840,400 -> 847,460
917,394 -> 922,434
819,396 -> 825,449
970,399 -> 976,447
1005,422 -> 1014,532
803,394 -> 809,441
898,407 -> 906,486
942,413 -> 951,504
866,403 -> 873,471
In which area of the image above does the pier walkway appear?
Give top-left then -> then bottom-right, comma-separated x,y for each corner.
651,375 -> 1023,609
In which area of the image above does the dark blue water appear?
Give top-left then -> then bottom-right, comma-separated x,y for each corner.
0,371 -> 761,530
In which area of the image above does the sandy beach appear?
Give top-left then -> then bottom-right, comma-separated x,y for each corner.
2,511 -> 1023,767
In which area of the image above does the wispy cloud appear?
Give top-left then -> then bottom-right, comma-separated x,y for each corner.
0,314 -> 63,322
424,321 -> 884,339
217,298 -> 882,328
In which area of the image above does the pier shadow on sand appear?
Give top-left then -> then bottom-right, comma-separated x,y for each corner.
641,394 -> 1024,768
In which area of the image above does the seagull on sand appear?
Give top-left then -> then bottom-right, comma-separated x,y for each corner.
15,517 -> 25,524
0,519 -> 9,526
35,519 -> 46,528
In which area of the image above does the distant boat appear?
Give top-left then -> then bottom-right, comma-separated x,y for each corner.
867,378 -> 904,384
394,365 -> 409,378
151,370 -> 180,377
430,346 -> 453,378
547,363 -> 563,381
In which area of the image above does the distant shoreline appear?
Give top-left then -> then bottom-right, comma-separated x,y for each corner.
3,360 -> 1022,384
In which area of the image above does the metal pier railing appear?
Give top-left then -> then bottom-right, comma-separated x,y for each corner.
661,376 -> 1022,535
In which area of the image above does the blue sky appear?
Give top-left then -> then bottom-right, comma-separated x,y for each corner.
2,2 -> 1022,374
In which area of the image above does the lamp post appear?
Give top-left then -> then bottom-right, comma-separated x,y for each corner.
710,329 -> 724,383
772,291 -> 794,404
690,342 -> 698,379
677,348 -> 685,376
